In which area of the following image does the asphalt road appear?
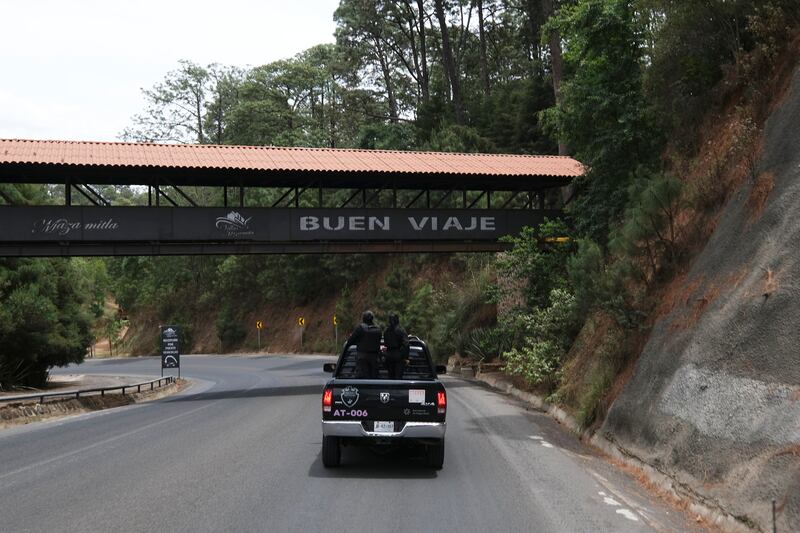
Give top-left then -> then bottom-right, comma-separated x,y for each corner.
0,355 -> 703,532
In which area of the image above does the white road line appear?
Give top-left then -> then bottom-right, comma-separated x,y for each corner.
590,471 -> 654,528
616,509 -> 640,522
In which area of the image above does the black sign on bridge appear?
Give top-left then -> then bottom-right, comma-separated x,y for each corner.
160,325 -> 180,377
0,206 -> 563,256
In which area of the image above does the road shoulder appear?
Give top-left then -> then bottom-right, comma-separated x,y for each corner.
468,370 -> 742,532
0,374 -> 187,430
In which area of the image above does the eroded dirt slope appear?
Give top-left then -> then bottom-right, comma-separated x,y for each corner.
602,65 -> 800,531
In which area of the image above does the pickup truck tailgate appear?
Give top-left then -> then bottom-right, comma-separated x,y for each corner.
323,379 -> 445,425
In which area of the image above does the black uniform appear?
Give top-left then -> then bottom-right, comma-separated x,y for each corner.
383,322 -> 409,380
347,322 -> 382,379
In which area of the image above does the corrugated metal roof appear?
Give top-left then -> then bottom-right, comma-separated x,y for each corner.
0,139 -> 583,178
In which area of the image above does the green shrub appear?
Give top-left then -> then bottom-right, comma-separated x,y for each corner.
575,361 -> 615,430
216,306 -> 246,351
462,327 -> 507,362
0,258 -> 93,389
501,289 -> 579,390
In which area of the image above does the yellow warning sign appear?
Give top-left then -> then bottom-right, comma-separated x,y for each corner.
256,320 -> 264,330
298,317 -> 305,327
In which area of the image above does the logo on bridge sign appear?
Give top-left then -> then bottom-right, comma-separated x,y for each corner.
341,386 -> 359,408
215,211 -> 254,237
380,392 -> 390,404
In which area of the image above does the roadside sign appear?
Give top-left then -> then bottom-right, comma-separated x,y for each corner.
298,317 -> 305,327
255,321 -> 264,350
333,315 -> 339,354
160,325 -> 180,376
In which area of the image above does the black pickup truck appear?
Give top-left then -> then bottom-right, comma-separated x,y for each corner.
320,338 -> 447,469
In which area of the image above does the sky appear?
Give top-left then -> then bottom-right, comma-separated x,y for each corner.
0,0 -> 340,142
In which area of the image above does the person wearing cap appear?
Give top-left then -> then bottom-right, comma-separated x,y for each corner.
346,310 -> 382,379
383,313 -> 409,379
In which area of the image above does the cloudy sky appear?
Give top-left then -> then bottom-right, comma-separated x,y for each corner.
0,0 -> 339,142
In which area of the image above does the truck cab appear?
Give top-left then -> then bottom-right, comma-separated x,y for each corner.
320,338 -> 447,469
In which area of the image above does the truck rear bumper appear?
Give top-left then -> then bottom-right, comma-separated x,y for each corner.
322,420 -> 446,439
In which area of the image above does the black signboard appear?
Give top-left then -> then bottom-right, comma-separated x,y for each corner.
0,206 -> 561,243
160,325 -> 180,370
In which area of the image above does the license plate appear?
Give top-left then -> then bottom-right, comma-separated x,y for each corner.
374,421 -> 394,433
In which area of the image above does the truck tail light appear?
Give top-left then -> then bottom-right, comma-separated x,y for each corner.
437,390 -> 446,414
322,388 -> 333,413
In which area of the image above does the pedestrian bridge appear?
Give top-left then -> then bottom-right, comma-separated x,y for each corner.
0,139 -> 582,256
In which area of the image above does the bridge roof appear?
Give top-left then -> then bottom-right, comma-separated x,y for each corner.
0,138 -> 582,190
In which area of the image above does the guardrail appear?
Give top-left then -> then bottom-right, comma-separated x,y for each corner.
0,376 -> 177,404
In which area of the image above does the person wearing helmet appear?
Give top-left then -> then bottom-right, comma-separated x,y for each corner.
383,313 -> 409,380
346,310 -> 382,379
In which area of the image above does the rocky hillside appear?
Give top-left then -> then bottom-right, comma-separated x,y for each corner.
602,61 -> 800,532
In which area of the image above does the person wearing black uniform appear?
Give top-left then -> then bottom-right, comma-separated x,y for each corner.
383,313 -> 409,380
346,310 -> 382,379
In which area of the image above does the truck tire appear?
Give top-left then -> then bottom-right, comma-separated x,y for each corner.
426,439 -> 444,469
322,436 -> 341,467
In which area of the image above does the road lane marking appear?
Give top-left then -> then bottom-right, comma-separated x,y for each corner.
528,435 -> 554,448
591,473 -> 654,528
599,492 -> 621,506
616,509 -> 640,522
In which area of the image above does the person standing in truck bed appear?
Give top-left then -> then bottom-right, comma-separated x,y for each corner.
383,313 -> 409,379
346,310 -> 382,379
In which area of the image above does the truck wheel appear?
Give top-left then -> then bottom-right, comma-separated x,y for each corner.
322,436 -> 341,467
426,439 -> 444,469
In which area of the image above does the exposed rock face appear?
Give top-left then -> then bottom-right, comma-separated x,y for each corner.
603,65 -> 800,532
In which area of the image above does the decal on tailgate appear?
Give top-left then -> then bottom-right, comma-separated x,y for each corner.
409,389 -> 425,404
341,386 -> 359,407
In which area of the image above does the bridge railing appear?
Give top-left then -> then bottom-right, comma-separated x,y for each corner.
0,376 -> 176,404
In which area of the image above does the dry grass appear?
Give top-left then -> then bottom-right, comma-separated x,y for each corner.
773,444 -> 800,458
761,267 -> 779,298
654,271 -> 704,322
558,313 -> 617,403
745,171 -> 776,224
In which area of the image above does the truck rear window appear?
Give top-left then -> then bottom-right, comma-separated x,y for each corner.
335,343 -> 436,380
